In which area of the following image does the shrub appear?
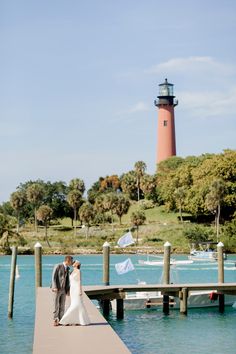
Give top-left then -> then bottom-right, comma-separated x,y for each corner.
138,199 -> 155,210
183,224 -> 214,244
221,218 -> 236,252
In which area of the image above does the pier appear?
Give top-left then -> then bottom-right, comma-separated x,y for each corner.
84,283 -> 236,298
84,282 -> 236,317
33,283 -> 236,354
33,287 -> 131,354
83,283 -> 236,300
32,243 -> 236,352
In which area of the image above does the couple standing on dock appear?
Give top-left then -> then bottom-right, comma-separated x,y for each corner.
51,255 -> 90,327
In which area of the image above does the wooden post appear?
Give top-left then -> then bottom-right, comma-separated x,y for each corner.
116,299 -> 124,319
8,246 -> 17,318
217,242 -> 224,283
102,242 -> 110,316
217,241 -> 225,313
103,241 -> 110,285
100,299 -> 110,317
163,241 -> 171,314
34,242 -> 42,288
163,294 -> 169,314
179,288 -> 188,315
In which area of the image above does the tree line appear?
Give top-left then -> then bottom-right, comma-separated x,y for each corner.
0,150 -> 235,248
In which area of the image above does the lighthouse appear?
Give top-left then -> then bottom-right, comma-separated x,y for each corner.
154,78 -> 178,164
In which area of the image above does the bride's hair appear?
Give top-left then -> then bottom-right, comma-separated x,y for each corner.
73,260 -> 81,269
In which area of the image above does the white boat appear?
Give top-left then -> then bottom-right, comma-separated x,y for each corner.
188,242 -> 227,262
111,290 -> 236,311
139,259 -> 193,266
138,254 -> 193,266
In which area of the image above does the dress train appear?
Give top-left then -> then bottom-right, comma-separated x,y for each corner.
59,270 -> 90,326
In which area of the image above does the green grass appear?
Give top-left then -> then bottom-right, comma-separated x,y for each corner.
4,204 -> 231,255
9,205 -> 190,254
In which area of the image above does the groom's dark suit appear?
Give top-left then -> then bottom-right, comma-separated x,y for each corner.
51,263 -> 70,321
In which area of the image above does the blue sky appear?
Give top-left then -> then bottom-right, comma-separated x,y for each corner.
1,0 -> 236,202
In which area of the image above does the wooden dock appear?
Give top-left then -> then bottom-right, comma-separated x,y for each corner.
33,288 -> 131,354
84,283 -> 236,299
84,282 -> 236,316
33,283 -> 236,353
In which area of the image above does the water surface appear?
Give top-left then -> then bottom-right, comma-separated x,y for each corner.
0,254 -> 235,354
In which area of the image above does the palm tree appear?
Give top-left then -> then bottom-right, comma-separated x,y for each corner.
120,171 -> 137,200
26,183 -> 44,232
140,174 -> 157,199
102,193 -> 118,232
174,187 -> 186,222
134,161 -> 147,201
205,179 -> 225,241
79,202 -> 95,239
130,210 -> 146,244
67,190 -> 83,236
94,195 -> 107,224
10,191 -> 26,232
0,213 -> 26,254
36,205 -> 53,247
114,194 -> 130,224
69,178 -> 85,195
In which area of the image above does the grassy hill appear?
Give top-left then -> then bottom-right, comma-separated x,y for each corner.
11,204 -> 203,255
3,202 -> 233,255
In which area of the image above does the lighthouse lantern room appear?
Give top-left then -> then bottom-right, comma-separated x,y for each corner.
154,78 -> 178,164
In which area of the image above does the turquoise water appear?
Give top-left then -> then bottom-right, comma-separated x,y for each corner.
0,254 -> 236,354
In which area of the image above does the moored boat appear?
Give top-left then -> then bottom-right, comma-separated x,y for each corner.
138,253 -> 193,266
188,242 -> 227,262
111,291 -> 236,311
138,259 -> 193,266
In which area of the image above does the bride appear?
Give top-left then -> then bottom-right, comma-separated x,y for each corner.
59,260 -> 90,326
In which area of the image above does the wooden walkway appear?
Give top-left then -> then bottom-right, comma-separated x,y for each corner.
33,283 -> 236,353
33,288 -> 131,354
84,283 -> 236,299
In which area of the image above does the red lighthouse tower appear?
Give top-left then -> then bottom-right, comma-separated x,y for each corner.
154,79 -> 178,164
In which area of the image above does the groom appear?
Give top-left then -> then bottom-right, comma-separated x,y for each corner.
51,255 -> 73,326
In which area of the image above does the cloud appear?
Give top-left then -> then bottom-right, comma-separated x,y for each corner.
127,101 -> 150,113
145,56 -> 235,77
113,101 -> 151,122
145,56 -> 236,119
179,87 -> 236,118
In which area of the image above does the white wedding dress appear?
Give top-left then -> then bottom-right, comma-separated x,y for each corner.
59,270 -> 90,326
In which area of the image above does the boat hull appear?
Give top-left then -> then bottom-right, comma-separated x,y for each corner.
139,260 -> 193,266
111,291 -> 236,311
188,250 -> 227,262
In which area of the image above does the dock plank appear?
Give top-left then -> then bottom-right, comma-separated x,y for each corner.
33,288 -> 131,354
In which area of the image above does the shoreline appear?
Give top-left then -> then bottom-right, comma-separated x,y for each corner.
0,246 -> 187,256
1,247 -> 235,256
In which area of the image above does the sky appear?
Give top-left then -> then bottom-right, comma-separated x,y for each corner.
1,0 -> 236,202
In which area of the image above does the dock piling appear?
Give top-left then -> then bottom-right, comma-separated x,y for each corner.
179,288 -> 188,315
217,242 -> 225,313
8,246 -> 17,318
102,242 -> 111,316
34,242 -> 42,288
163,241 -> 171,314
217,242 -> 224,283
103,241 -> 110,286
116,299 -> 124,319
